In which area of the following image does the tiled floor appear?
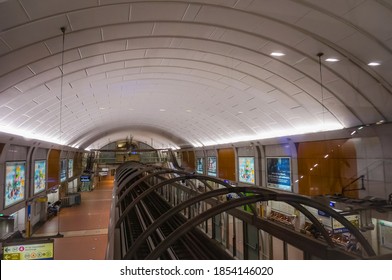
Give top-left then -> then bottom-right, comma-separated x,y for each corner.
33,176 -> 114,260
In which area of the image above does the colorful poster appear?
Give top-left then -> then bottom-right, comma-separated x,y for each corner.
196,158 -> 204,174
34,160 -> 46,195
207,156 -> 217,177
5,162 -> 26,208
239,157 -> 255,184
266,157 -> 292,192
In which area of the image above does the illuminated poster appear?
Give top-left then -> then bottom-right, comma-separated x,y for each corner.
239,157 -> 255,184
196,158 -> 204,174
68,159 -> 73,178
60,159 -> 67,182
266,157 -> 292,192
34,160 -> 46,195
5,162 -> 26,208
207,156 -> 217,177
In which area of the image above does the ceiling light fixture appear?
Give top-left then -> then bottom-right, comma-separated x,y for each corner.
368,62 -> 381,66
325,58 -> 339,62
271,52 -> 285,57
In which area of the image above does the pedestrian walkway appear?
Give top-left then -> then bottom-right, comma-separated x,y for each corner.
33,176 -> 114,260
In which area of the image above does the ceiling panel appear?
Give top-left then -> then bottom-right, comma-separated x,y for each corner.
19,0 -> 97,20
130,2 -> 188,21
0,67 -> 34,92
0,1 -> 29,30
343,1 -> 392,41
1,15 -> 68,49
68,4 -> 130,31
0,0 -> 390,149
79,40 -> 127,58
0,43 -> 50,76
45,29 -> 102,54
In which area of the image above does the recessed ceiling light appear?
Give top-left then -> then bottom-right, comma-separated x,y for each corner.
186,109 -> 192,113
368,62 -> 381,66
99,107 -> 105,110
271,52 -> 285,57
325,58 -> 340,62
128,108 -> 134,111
159,109 -> 166,112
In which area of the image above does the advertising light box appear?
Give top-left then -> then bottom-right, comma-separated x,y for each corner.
238,157 -> 255,184
207,156 -> 217,177
34,160 -> 46,195
60,159 -> 67,182
5,161 -> 26,208
196,158 -> 204,174
266,157 -> 292,192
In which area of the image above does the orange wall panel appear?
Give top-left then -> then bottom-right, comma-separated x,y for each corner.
297,139 -> 358,197
218,148 -> 235,181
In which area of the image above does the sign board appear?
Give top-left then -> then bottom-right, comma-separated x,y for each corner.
2,239 -> 54,260
331,214 -> 360,233
80,175 -> 91,182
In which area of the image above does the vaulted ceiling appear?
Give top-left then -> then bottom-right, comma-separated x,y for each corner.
0,0 -> 391,150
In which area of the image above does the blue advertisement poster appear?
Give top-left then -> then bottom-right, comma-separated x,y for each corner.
238,157 -> 255,184
5,162 -> 26,208
34,160 -> 46,195
207,156 -> 217,177
266,157 -> 292,192
196,158 -> 204,174
60,159 -> 67,182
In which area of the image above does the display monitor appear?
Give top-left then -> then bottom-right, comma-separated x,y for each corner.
238,157 -> 255,184
207,156 -> 217,177
266,157 -> 292,192
60,159 -> 67,182
34,160 -> 46,195
196,157 -> 204,174
5,162 -> 26,208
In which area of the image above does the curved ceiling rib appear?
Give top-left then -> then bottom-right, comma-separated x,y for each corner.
0,1 -> 391,149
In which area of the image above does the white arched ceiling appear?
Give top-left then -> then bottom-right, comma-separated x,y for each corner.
0,0 -> 391,150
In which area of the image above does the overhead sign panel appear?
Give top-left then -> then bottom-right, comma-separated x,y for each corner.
2,239 -> 54,260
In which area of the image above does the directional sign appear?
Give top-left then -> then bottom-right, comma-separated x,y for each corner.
3,253 -> 20,260
2,240 -> 54,260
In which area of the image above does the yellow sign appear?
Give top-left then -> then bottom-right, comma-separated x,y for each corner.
36,197 -> 48,202
3,241 -> 54,260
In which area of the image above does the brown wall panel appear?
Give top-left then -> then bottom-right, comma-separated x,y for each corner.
297,139 -> 358,197
218,148 -> 235,181
47,149 -> 60,189
181,151 -> 195,170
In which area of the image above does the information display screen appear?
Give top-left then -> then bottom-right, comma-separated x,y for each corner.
266,157 -> 292,192
196,158 -> 204,174
34,160 -> 46,195
5,161 -> 26,208
207,156 -> 217,177
238,157 -> 255,184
